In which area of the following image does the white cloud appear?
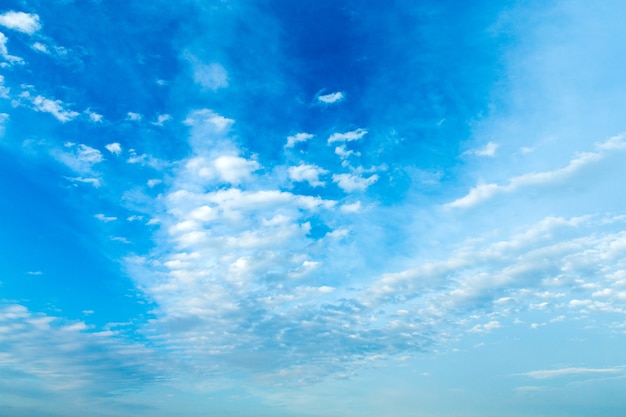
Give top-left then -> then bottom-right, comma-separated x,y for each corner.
214,155 -> 260,184
333,173 -> 379,192
32,95 -> 80,122
0,112 -> 8,136
183,108 -> 233,131
285,132 -> 313,148
147,179 -> 162,188
75,144 -> 103,164
466,141 -> 499,157
185,155 -> 260,185
56,143 -> 103,174
65,177 -> 101,187
0,32 -> 23,64
328,128 -> 368,144
317,91 -> 345,104
334,145 -> 360,160
125,150 -> 166,169
153,114 -> 172,126
126,112 -> 142,121
31,42 -> 48,53
445,150 -> 604,209
0,11 -> 41,35
0,304 -> 159,402
468,320 -> 501,333
288,164 -> 329,187
193,62 -> 229,90
339,201 -> 362,213
95,213 -> 117,222
85,109 -> 103,123
521,367 -> 623,379
105,142 -> 122,155
0,75 -> 8,98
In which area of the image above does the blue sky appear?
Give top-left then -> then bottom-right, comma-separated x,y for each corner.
2,1 -> 626,416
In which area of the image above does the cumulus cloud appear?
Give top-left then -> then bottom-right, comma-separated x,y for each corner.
186,155 -> 261,185
0,11 -> 41,35
285,132 -> 313,148
332,173 -> 379,192
328,128 -> 368,144
105,142 -> 122,155
317,91 -> 345,104
288,164 -> 329,187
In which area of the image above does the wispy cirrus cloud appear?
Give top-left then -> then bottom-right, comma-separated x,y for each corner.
26,93 -> 80,122
444,134 -> 626,209
520,367 -> 624,379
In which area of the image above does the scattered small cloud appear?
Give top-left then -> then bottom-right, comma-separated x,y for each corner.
31,42 -> 48,53
126,112 -> 142,121
468,320 -> 502,333
105,143 -> 122,155
328,128 -> 368,144
332,173 -> 379,192
65,176 -> 101,187
317,91 -> 345,104
334,145 -> 360,160
285,132 -> 313,148
152,114 -> 172,126
95,213 -> 117,222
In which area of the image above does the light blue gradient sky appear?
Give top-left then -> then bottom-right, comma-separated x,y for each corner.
1,1 -> 626,416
